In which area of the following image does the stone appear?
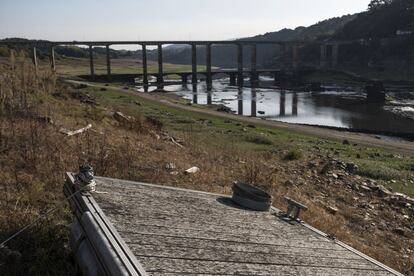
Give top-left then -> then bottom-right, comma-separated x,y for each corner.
360,185 -> 371,192
165,162 -> 176,171
377,185 -> 392,197
216,104 -> 232,113
327,206 -> 338,215
342,139 -> 350,145
393,227 -> 406,236
185,166 -> 200,174
332,173 -> 339,179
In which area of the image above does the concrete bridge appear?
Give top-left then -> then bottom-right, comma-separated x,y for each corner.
1,40 -> 350,90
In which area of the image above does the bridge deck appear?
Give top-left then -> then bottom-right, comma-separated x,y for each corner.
91,176 -> 398,276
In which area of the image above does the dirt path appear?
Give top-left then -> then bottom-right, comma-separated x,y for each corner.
67,80 -> 414,155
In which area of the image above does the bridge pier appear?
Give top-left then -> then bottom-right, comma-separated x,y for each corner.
181,74 -> 188,84
251,89 -> 257,117
50,46 -> 56,72
320,44 -> 327,68
237,44 -> 243,87
89,45 -> 94,76
250,44 -> 258,87
106,45 -> 111,81
157,44 -> 164,89
191,43 -> 197,84
280,91 -> 286,116
292,44 -> 299,69
207,91 -> 212,105
206,43 -> 212,91
332,43 -> 339,67
142,44 -> 148,91
238,88 -> 243,115
292,93 -> 298,116
230,74 -> 236,86
273,71 -> 286,86
32,46 -> 38,74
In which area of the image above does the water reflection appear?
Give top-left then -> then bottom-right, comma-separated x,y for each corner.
136,79 -> 414,135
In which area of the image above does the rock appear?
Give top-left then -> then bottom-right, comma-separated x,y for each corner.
170,171 -> 179,176
165,163 -> 176,171
258,111 -> 265,115
185,166 -> 200,174
114,111 -> 133,123
393,227 -> 406,236
247,124 -> 256,128
377,185 -> 393,197
284,180 -> 294,186
342,139 -> 350,145
345,162 -> 358,174
332,173 -> 339,179
360,185 -> 372,192
320,163 -> 332,174
327,206 -> 339,215
134,101 -> 141,106
403,215 -> 410,219
216,104 -> 232,113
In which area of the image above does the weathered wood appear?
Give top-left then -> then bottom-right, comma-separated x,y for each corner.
92,177 -> 397,276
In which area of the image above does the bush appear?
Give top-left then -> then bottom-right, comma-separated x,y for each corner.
283,149 -> 303,160
245,135 -> 273,145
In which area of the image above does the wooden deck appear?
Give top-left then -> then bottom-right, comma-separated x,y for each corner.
91,176 -> 400,276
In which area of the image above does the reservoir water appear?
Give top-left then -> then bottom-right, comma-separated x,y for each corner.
138,78 -> 414,137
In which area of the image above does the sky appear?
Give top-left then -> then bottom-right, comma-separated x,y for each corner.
0,0 -> 370,45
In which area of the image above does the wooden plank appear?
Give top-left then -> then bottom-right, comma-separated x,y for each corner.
139,257 -> 390,276
128,244 -> 378,270
120,233 -> 362,259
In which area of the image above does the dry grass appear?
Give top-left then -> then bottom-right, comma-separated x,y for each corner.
0,53 -> 412,275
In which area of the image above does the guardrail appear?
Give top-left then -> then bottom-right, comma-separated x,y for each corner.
64,172 -> 147,276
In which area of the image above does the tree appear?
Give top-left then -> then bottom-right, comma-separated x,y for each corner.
368,0 -> 393,10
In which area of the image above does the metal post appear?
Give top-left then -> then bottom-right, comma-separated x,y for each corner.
32,46 -> 38,74
50,46 -> 56,72
332,43 -> 339,67
237,43 -> 243,87
89,45 -> 94,76
250,44 -> 257,86
142,44 -> 148,91
106,45 -> 111,81
191,43 -> 197,84
157,44 -> 164,89
206,43 -> 212,91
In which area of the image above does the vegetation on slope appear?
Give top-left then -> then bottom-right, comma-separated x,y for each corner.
0,51 -> 413,275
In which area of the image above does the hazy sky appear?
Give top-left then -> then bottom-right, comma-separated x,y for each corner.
1,0 -> 370,42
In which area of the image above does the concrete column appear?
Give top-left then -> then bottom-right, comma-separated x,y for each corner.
32,46 -> 38,73
106,45 -> 111,81
191,43 -> 197,84
292,44 -> 299,69
206,43 -> 212,91
181,74 -> 188,84
251,89 -> 257,117
207,91 -> 212,105
332,43 -> 339,67
250,44 -> 257,86
280,91 -> 286,116
89,45 -> 94,76
320,44 -> 327,68
142,44 -> 148,91
292,93 -> 298,116
237,43 -> 243,87
50,46 -> 56,72
237,88 -> 243,115
157,44 -> 164,89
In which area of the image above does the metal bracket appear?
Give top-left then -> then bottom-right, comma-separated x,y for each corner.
283,197 -> 308,221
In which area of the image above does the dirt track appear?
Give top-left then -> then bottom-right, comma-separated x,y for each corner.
68,80 -> 414,155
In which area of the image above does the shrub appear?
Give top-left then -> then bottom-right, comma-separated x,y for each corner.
283,149 -> 303,160
245,135 -> 273,145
